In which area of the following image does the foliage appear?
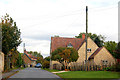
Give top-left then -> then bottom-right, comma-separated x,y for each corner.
0,14 -> 22,70
103,63 -> 120,72
10,49 -> 19,68
103,67 -> 112,71
51,47 -> 78,69
111,63 -> 120,72
27,51 -> 43,65
54,35 -> 59,37
104,41 -> 117,58
42,60 -> 50,68
44,56 -> 50,61
114,42 -> 120,59
27,51 -> 43,58
16,53 -> 24,67
1,13 -> 22,55
36,57 -> 43,64
75,32 -> 105,47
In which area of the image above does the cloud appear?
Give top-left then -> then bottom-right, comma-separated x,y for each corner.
86,0 -> 119,7
18,38 -> 50,57
0,0 -> 118,57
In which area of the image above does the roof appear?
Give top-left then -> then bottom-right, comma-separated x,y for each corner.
23,51 -> 37,61
51,37 -> 85,52
88,47 -> 103,60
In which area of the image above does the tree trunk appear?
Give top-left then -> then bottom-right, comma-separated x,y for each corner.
65,60 -> 68,71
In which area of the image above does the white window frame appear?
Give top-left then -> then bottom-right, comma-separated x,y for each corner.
102,60 -> 108,65
87,48 -> 91,52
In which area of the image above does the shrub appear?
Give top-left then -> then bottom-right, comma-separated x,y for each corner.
111,63 -> 120,72
42,60 -> 50,68
103,67 -> 112,71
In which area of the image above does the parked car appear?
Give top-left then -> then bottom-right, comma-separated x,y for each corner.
35,63 -> 42,68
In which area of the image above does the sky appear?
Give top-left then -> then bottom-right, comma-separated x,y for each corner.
0,0 -> 119,57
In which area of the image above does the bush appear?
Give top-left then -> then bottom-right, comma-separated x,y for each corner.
104,63 -> 120,71
42,60 -> 50,68
103,67 -> 112,71
111,63 -> 120,72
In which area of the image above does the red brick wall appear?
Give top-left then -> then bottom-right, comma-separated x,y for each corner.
22,54 -> 33,65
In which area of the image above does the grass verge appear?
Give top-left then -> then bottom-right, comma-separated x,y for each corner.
56,71 -> 120,78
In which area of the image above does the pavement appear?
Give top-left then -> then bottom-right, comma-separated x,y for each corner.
2,68 -> 20,79
7,67 -> 63,80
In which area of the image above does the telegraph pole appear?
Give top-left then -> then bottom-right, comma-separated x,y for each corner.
85,6 -> 88,70
50,48 -> 52,69
23,43 -> 25,53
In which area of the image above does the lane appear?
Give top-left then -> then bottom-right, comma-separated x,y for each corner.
7,67 -> 62,80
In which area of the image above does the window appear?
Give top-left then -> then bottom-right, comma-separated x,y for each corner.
87,48 -> 91,52
102,60 -> 108,65
67,43 -> 73,48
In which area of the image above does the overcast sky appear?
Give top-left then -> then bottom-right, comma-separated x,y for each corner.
0,0 -> 119,57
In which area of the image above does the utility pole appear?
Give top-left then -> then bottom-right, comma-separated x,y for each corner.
50,42 -> 53,70
23,43 -> 25,53
85,6 -> 88,70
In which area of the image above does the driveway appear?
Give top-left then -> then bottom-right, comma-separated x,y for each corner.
8,67 -> 63,80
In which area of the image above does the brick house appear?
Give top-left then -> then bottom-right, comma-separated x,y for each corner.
22,51 -> 37,67
50,34 -> 116,69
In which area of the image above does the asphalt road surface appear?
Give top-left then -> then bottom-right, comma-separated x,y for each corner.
8,67 -> 63,80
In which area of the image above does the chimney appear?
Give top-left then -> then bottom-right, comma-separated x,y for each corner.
82,34 -> 85,40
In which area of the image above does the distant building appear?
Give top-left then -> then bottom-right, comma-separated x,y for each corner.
50,34 -> 116,69
22,51 -> 37,67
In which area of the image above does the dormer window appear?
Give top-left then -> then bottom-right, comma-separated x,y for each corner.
67,43 -> 73,48
87,48 -> 91,52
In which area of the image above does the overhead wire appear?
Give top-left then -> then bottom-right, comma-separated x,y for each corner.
22,5 -> 117,28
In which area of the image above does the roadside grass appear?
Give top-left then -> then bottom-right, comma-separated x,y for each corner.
56,71 -> 120,78
43,68 -> 61,72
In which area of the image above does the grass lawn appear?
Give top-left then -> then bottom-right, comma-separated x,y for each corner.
56,71 -> 120,78
42,68 -> 61,72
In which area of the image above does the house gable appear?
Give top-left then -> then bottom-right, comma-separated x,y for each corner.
77,37 -> 99,63
22,51 -> 37,66
93,47 -> 115,65
22,54 -> 33,65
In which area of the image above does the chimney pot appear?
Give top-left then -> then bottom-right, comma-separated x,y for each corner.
82,34 -> 85,40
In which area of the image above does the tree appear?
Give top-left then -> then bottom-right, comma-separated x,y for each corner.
0,14 -> 22,70
36,57 -> 43,64
114,42 -> 120,59
1,14 -> 21,54
16,53 -> 24,67
27,51 -> 43,58
51,47 -> 78,70
44,56 -> 50,61
41,56 -> 50,68
75,32 -> 105,47
104,41 -> 117,58
42,60 -> 50,68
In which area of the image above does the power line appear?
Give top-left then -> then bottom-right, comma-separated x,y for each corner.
19,5 -> 117,28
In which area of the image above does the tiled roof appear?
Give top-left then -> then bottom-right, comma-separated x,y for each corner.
88,47 -> 103,60
51,37 -> 85,52
24,51 -> 37,61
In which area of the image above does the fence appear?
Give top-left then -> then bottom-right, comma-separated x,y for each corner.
69,65 -> 112,71
53,62 -> 115,71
